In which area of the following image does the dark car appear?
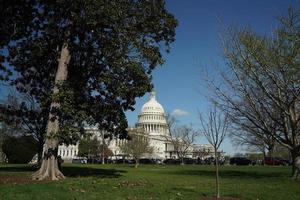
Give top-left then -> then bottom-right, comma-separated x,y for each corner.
263,157 -> 290,166
114,158 -> 133,164
204,157 -> 216,165
139,158 -> 155,164
87,157 -> 102,164
276,157 -> 291,166
230,157 -> 252,165
163,159 -> 181,165
183,158 -> 195,164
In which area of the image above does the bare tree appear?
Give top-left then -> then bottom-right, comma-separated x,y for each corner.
199,107 -> 229,199
99,130 -> 113,164
167,125 -> 198,164
119,128 -> 153,168
230,121 -> 276,159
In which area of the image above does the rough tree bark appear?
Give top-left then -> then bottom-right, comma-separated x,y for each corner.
32,43 -> 70,180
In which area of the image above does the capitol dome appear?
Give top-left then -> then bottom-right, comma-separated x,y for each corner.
136,90 -> 168,135
140,91 -> 165,114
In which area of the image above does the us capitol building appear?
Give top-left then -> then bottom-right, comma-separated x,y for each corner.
58,90 -> 214,161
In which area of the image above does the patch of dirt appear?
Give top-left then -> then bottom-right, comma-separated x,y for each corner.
202,197 -> 240,200
117,180 -> 153,188
0,175 -> 47,185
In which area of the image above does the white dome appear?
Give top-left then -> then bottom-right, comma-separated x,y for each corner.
136,90 -> 168,135
140,91 -> 165,114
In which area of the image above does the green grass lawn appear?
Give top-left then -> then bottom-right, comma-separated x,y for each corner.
0,163 -> 299,200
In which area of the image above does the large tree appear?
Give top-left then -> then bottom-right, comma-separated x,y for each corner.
1,0 -> 177,180
205,8 -> 300,176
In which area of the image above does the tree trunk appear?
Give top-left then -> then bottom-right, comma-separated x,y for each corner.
32,44 -> 70,181
262,148 -> 266,165
135,158 -> 139,168
102,150 -> 105,164
215,148 -> 220,198
291,148 -> 299,177
268,149 -> 274,166
37,141 -> 44,164
102,132 -> 105,164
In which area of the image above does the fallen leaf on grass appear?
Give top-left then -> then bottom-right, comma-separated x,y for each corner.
176,193 -> 182,196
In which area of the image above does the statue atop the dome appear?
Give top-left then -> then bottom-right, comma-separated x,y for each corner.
150,89 -> 156,100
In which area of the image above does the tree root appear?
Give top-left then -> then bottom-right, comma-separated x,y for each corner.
32,158 -> 65,181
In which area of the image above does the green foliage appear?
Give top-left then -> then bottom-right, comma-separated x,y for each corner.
0,0 -> 177,144
78,137 -> 100,157
0,93 -> 47,162
2,135 -> 38,164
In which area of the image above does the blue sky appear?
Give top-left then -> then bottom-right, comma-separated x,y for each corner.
125,0 -> 300,155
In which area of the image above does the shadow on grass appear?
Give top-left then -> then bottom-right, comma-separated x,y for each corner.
61,165 -> 125,178
164,167 -> 290,179
0,164 -> 37,172
0,164 -> 125,179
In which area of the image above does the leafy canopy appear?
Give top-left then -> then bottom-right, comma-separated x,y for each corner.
0,0 -> 177,143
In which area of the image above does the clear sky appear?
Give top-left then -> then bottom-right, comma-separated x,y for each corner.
125,0 -> 300,155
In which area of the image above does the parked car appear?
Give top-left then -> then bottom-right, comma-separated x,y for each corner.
163,159 -> 181,165
72,157 -> 87,164
182,158 -> 195,164
229,157 -> 252,165
204,157 -> 216,165
153,159 -> 163,164
263,157 -> 290,166
139,158 -> 155,164
276,157 -> 291,166
114,158 -> 131,164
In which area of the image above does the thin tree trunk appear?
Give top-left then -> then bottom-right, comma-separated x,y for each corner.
102,131 -> 105,164
135,158 -> 139,168
32,43 -> 70,181
215,148 -> 220,198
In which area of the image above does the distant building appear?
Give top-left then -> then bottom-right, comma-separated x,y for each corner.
58,90 -> 214,161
